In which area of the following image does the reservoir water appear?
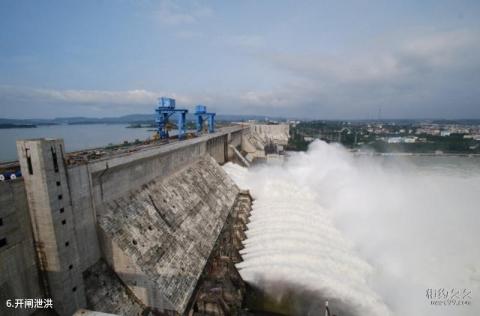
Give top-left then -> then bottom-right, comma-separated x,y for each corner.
0,124 -> 153,162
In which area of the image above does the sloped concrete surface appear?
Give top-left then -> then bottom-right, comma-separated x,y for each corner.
97,155 -> 240,314
83,260 -> 146,316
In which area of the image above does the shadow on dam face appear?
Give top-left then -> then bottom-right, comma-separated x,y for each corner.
245,279 -> 355,316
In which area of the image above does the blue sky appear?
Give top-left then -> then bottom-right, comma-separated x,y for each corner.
1,0 -> 480,119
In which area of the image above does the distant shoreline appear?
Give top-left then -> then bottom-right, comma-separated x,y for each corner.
0,123 -> 37,129
351,150 -> 480,157
0,122 -> 145,129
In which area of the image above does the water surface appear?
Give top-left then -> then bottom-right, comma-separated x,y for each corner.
0,124 -> 153,161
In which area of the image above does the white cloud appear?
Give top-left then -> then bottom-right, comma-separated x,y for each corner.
255,29 -> 480,118
1,87 -> 158,105
0,84 -> 305,118
156,1 -> 213,26
1,30 -> 479,119
267,29 -> 480,83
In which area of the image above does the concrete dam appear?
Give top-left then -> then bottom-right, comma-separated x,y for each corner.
0,124 -> 289,316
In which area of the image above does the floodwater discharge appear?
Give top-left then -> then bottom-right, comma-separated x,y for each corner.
224,140 -> 480,316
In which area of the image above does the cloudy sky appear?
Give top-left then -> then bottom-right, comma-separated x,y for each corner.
1,0 -> 479,119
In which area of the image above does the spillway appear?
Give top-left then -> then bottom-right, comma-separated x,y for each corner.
224,140 -> 480,316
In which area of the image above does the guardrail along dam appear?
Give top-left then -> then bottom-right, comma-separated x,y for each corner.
0,123 -> 290,316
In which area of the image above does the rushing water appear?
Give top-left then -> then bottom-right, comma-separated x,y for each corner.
224,140 -> 480,316
0,124 -> 154,161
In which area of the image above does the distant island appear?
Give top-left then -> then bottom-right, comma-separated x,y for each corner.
126,123 -> 155,128
0,123 -> 37,129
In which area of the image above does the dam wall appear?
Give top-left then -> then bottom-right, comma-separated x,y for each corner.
64,126 -> 247,277
0,123 -> 284,315
0,180 -> 43,316
250,123 -> 290,146
97,155 -> 240,313
6,125 -> 261,315
241,123 -> 290,160
227,129 -> 243,161
16,139 -> 88,316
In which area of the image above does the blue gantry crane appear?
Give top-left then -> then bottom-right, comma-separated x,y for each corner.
194,105 -> 216,134
155,97 -> 188,140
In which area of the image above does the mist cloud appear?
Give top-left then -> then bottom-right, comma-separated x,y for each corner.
224,141 -> 480,316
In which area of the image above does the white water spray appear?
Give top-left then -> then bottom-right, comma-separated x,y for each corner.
224,140 -> 480,316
